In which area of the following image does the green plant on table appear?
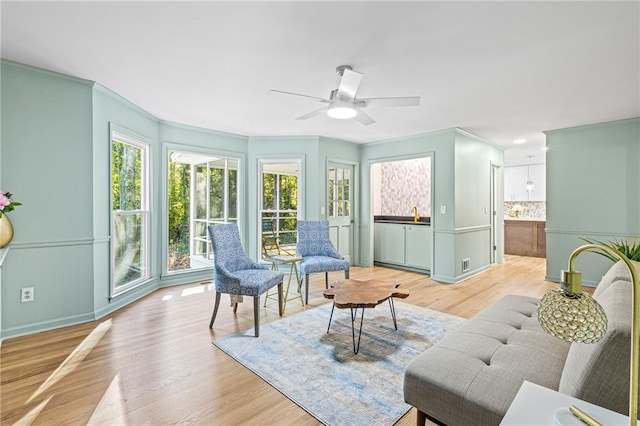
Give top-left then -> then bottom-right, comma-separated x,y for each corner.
580,237 -> 640,262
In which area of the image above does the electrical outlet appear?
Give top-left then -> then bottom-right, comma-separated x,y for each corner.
21,287 -> 34,303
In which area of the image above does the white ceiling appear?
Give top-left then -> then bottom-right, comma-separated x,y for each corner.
1,1 -> 639,165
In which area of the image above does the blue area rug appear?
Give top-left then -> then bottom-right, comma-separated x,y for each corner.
213,301 -> 465,426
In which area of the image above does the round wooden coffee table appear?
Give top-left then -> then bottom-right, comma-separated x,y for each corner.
323,279 -> 410,354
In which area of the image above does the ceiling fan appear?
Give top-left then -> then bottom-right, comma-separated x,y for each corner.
270,65 -> 421,126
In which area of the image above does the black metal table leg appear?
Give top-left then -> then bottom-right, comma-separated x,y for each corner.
350,307 -> 365,354
327,301 -> 336,333
388,297 -> 398,329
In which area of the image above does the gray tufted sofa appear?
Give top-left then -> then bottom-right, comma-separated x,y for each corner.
403,261 -> 634,426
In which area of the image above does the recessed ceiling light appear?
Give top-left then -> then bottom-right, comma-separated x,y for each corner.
513,139 -> 526,144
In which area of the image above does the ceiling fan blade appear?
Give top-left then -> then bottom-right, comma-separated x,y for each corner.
361,96 -> 421,108
270,89 -> 329,103
336,69 -> 363,100
296,107 -> 327,120
354,109 -> 376,126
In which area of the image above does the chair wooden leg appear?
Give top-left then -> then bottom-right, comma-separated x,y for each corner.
233,302 -> 238,314
325,272 -> 329,289
277,282 -> 283,317
209,291 -> 222,328
253,296 -> 260,337
416,409 -> 427,426
305,274 -> 310,305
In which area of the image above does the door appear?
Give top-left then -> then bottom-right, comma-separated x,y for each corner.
327,162 -> 354,263
491,163 -> 501,264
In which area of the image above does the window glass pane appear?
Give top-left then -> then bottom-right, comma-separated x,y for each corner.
228,168 -> 237,220
263,173 -> 276,210
112,140 -> 142,211
113,212 -> 147,288
279,174 -> 298,211
209,167 -> 224,219
167,154 -> 191,271
195,165 -> 207,219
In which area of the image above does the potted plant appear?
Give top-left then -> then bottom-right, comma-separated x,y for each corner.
580,237 -> 640,262
0,190 -> 22,248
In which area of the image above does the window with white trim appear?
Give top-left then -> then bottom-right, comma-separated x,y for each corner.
111,132 -> 150,296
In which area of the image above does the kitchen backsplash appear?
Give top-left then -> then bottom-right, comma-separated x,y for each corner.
504,201 -> 546,219
380,157 -> 431,216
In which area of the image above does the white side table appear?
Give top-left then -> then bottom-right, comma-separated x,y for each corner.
501,381 -> 634,425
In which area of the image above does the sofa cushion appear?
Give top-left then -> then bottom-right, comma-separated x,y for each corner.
404,295 -> 571,425
593,260 -> 631,299
559,279 -> 633,416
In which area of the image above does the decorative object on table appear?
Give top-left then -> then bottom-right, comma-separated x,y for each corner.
213,301 -> 465,426
508,204 -> 525,218
579,237 -> 640,262
323,279 -> 410,354
537,243 -> 640,426
296,220 -> 350,304
207,223 -> 284,337
0,190 -> 21,248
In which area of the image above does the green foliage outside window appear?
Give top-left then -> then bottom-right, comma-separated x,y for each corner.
112,140 -> 142,211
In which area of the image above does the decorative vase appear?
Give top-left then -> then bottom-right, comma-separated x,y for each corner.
0,214 -> 14,248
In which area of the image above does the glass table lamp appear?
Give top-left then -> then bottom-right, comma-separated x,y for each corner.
538,244 -> 639,426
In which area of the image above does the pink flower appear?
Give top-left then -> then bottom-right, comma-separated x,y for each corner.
0,193 -> 9,210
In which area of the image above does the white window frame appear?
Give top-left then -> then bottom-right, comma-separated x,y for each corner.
110,130 -> 151,297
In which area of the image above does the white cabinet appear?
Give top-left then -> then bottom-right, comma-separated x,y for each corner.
374,223 -> 431,271
504,166 -> 528,201
405,226 -> 432,269
504,164 -> 546,202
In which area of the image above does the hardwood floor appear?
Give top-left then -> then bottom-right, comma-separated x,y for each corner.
1,255 -> 558,425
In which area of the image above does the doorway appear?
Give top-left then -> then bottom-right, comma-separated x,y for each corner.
327,162 -> 354,263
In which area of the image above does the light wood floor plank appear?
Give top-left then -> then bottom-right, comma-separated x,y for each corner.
1,255 -> 559,425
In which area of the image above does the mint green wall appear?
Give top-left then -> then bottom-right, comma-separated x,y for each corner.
359,128 -> 503,282
360,129 -> 455,277
453,130 -> 504,279
545,118 -> 640,285
1,61 -> 96,337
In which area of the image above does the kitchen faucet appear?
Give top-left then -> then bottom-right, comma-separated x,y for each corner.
411,206 -> 419,223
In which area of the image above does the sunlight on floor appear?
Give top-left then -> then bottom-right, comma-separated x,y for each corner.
26,319 -> 113,404
87,374 -> 127,426
13,395 -> 53,426
181,286 -> 205,297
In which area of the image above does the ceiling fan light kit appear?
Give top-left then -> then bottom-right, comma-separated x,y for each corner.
270,65 -> 420,125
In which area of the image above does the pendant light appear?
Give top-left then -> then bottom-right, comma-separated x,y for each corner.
525,155 -> 534,193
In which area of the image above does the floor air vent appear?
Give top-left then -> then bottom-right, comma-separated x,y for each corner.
462,258 -> 471,273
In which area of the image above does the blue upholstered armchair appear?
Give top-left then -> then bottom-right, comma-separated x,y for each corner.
208,223 -> 284,337
297,220 -> 350,304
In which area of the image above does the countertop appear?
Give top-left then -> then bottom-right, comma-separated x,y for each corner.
504,217 -> 546,222
374,215 -> 430,225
